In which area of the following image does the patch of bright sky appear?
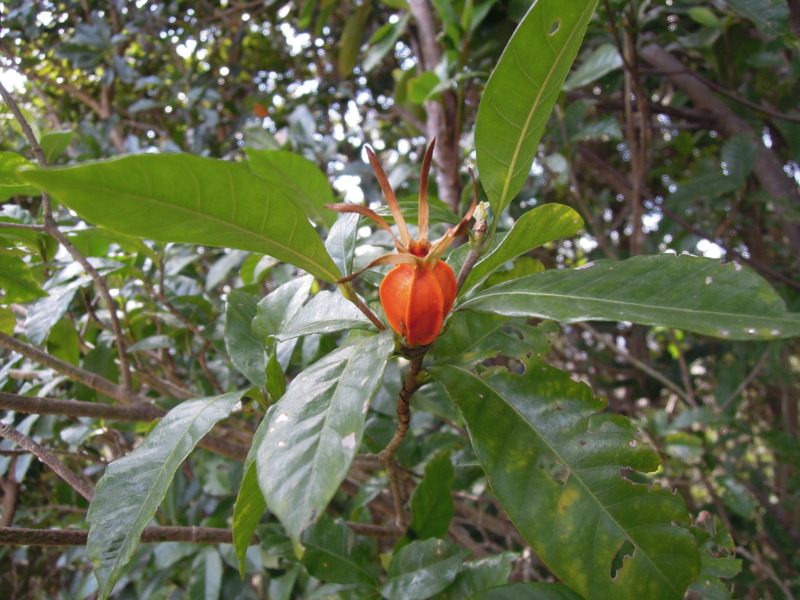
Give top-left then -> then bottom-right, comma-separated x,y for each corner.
0,69 -> 26,93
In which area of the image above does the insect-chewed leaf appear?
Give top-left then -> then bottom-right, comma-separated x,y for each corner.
429,362 -> 700,600
476,0 -> 598,215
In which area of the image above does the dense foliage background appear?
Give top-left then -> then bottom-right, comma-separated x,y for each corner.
1,0 -> 798,598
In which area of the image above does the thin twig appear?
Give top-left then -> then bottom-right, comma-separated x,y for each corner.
0,422 -> 95,502
0,78 -> 134,390
719,346 -> 770,412
0,332 -> 250,461
578,323 -> 695,407
0,526 -> 258,547
0,391 -> 163,422
378,350 -> 426,529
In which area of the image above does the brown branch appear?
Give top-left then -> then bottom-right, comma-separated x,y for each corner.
0,391 -> 163,422
639,43 -> 800,257
0,422 -> 95,502
576,144 -> 800,291
0,78 -> 134,389
0,333 -> 250,461
0,526 -> 257,547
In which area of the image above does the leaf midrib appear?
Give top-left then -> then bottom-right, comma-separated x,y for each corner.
101,394 -> 237,593
27,164 -> 339,282
456,367 -> 681,596
464,289 -> 799,327
497,2 -> 596,213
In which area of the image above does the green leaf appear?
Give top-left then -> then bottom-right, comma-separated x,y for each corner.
253,275 -> 314,340
86,390 -> 245,600
275,290 -> 374,341
225,290 -> 267,388
24,277 -> 90,345
687,7 -> 721,28
339,0 -> 372,76
459,254 -> 800,339
381,538 -> 471,600
562,43 -> 623,91
472,582 -> 585,600
436,553 -> 516,599
363,14 -> 410,72
429,362 -> 700,600
245,149 -> 337,230
475,0 -> 598,215
233,462 -> 266,578
408,451 -> 455,541
256,331 -> 395,546
22,154 -> 341,283
189,547 -> 223,600
460,203 -> 583,293
408,71 -> 441,104
40,130 -> 74,163
301,515 -> 380,585
0,254 -> 47,303
434,311 -> 511,362
0,152 -> 40,197
232,412 -> 270,578
726,0 -> 789,36
720,133 -> 757,186
326,213 -> 359,278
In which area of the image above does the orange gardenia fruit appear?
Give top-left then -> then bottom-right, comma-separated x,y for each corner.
327,140 -> 476,346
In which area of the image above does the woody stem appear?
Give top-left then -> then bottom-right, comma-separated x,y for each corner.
378,348 -> 427,529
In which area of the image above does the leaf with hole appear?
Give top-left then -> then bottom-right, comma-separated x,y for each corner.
430,362 -> 700,600
475,0 -> 598,215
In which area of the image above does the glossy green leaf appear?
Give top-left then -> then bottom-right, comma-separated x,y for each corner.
301,515 -> 380,586
0,254 -> 46,303
363,14 -> 410,72
720,133 -> 757,186
460,203 -> 583,293
25,277 -> 90,345
434,311 -> 510,362
436,553 -> 516,599
233,462 -> 266,578
22,154 -> 341,283
325,213 -> 359,278
430,362 -> 700,600
562,43 -> 623,91
475,0 -> 598,215
189,547 -> 223,600
381,538 -> 471,600
275,290 -> 374,341
408,451 -> 455,541
40,130 -> 74,163
253,275 -> 314,340
232,413 -> 270,578
339,0 -> 372,75
256,331 -> 395,546
245,149 -> 337,230
87,390 -> 245,600
0,151 -> 40,197
472,582 -> 585,600
225,290 -> 266,388
460,254 -> 800,339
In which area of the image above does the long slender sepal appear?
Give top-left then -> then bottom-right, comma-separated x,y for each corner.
417,139 -> 436,243
366,146 -> 411,250
326,202 -> 404,251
